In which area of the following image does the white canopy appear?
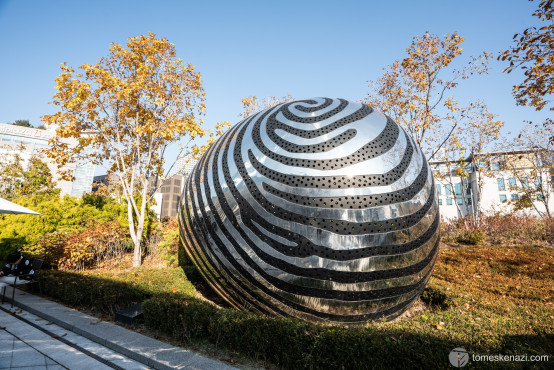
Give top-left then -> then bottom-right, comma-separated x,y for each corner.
0,197 -> 42,215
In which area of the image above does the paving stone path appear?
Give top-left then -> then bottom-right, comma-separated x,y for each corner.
0,304 -> 146,369
0,287 -> 233,370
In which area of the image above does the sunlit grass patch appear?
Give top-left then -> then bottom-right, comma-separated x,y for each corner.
37,244 -> 553,369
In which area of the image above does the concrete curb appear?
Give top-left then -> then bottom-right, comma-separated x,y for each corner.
4,286 -> 234,370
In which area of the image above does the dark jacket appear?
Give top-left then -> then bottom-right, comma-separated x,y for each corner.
2,256 -> 34,278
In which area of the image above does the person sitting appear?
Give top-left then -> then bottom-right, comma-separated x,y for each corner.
0,252 -> 35,285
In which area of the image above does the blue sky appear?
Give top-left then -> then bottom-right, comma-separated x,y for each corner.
0,0 -> 549,174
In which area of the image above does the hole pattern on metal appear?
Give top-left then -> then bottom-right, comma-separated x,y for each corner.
179,98 -> 440,324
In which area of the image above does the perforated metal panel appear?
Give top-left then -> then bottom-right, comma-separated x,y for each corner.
178,98 -> 440,324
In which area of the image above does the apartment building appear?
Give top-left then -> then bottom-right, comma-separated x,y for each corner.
0,122 -> 95,197
148,174 -> 186,220
175,155 -> 199,176
431,150 -> 554,220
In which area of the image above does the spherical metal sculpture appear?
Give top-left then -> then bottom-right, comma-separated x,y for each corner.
180,98 -> 439,324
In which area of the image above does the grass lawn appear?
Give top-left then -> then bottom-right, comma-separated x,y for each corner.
37,243 -> 553,369
378,244 -> 554,365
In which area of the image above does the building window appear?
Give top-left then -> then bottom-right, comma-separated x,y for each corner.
455,183 -> 462,195
508,177 -> 516,189
436,184 -> 441,195
446,198 -> 453,205
499,194 -> 507,203
466,184 -> 471,195
445,185 -> 452,195
497,178 -> 505,191
467,198 -> 472,205
456,198 -> 463,205
521,177 -> 529,189
438,199 -> 443,205
511,194 -> 519,200
492,162 -> 500,170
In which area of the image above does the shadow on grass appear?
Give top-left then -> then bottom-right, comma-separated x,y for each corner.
24,268 -> 552,369
500,334 -> 554,359
180,264 -> 233,308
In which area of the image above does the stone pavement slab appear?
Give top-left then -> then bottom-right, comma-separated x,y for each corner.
2,286 -> 234,370
0,306 -> 114,369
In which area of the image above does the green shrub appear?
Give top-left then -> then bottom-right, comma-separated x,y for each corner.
23,230 -> 68,267
40,267 -> 196,316
455,228 -> 485,245
35,255 -> 554,370
157,218 -> 180,267
41,270 -> 149,316
0,237 -> 24,263
420,286 -> 450,309
41,268 -> 453,368
142,296 -> 458,369
142,295 -> 318,368
22,221 -> 127,270
0,192 -> 127,255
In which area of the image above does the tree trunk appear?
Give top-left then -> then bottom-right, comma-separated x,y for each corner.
544,199 -> 552,220
126,198 -> 141,267
473,175 -> 482,228
452,198 -> 462,221
132,235 -> 142,267
132,186 -> 149,267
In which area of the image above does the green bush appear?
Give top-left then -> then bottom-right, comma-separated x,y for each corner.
39,268 -> 454,368
156,218 -> 180,267
455,228 -> 485,245
143,295 -> 317,368
0,192 -> 127,255
40,267 -> 196,316
41,270 -> 148,316
35,257 -> 554,369
142,295 -> 457,369
23,231 -> 68,267
420,286 -> 450,309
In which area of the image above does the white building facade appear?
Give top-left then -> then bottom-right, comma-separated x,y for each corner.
431,151 -> 554,220
175,154 -> 199,177
0,122 -> 96,197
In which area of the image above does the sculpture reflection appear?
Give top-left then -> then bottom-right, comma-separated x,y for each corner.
179,98 -> 440,324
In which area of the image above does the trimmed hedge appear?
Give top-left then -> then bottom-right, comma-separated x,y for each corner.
42,270 -> 147,316
37,257 -> 554,369
39,268 -> 455,368
142,294 -> 458,369
143,295 -> 315,368
41,267 -> 196,316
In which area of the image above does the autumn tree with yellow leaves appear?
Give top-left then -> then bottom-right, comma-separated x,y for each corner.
500,0 -> 553,111
43,33 -> 207,267
435,102 -> 504,227
239,94 -> 293,118
366,31 -> 491,159
500,123 -> 554,220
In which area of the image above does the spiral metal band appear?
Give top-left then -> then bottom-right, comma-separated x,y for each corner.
179,98 -> 440,324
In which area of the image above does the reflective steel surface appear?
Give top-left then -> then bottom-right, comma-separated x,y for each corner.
179,98 -> 440,324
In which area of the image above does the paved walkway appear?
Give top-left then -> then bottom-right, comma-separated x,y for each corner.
0,305 -> 147,369
0,287 -> 233,370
